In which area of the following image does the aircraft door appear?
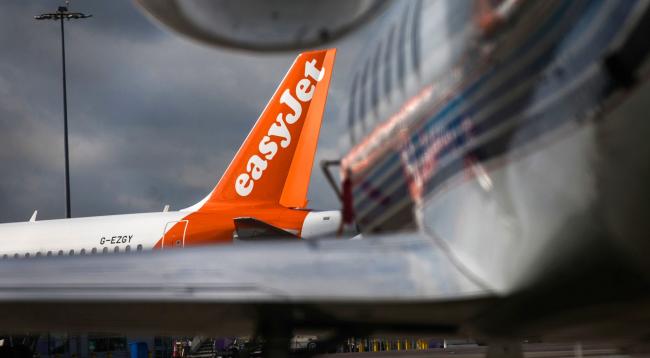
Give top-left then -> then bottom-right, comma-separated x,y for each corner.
162,220 -> 188,249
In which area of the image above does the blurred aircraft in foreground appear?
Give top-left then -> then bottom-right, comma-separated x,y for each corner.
0,49 -> 340,259
134,0 -> 390,51
1,0 -> 650,356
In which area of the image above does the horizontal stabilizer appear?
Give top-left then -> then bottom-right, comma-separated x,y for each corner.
233,217 -> 298,240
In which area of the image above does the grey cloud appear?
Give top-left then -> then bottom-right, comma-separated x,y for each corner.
0,0 -> 362,223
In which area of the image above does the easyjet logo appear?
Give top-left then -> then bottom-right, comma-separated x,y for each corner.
235,58 -> 325,197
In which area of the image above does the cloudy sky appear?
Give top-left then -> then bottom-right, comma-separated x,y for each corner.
0,1 -> 367,223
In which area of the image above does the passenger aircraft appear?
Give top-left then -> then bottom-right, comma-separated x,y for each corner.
0,49 -> 340,259
1,0 -> 650,355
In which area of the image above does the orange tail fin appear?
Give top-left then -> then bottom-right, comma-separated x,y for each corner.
185,48 -> 336,211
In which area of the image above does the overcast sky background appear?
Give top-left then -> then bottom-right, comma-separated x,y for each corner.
0,0 -> 369,223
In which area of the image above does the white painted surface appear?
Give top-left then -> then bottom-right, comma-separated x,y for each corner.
0,211 -> 186,258
301,210 -> 341,239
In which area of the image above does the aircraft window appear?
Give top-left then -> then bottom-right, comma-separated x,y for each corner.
385,26 -> 396,96
411,0 -> 422,72
80,249 -> 86,255
91,248 -> 97,254
348,74 -> 359,144
125,245 -> 131,252
69,249 -> 74,256
137,244 -> 143,252
114,246 -> 119,253
371,43 -> 382,114
102,247 -> 108,254
14,253 -> 19,259
397,7 -> 409,89
47,251 -> 52,256
2,254 -> 7,259
36,252 -> 42,257
25,253 -> 30,258
58,250 -> 64,256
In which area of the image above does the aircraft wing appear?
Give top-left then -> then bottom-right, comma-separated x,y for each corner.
0,233 -> 495,335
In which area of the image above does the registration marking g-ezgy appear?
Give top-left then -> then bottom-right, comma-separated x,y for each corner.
99,235 -> 133,245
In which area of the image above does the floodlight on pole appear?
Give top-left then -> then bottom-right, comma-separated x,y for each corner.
35,2 -> 92,219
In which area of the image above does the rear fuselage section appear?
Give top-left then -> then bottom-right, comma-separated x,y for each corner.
0,203 -> 310,258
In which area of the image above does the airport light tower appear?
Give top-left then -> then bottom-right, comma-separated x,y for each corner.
35,2 -> 92,219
